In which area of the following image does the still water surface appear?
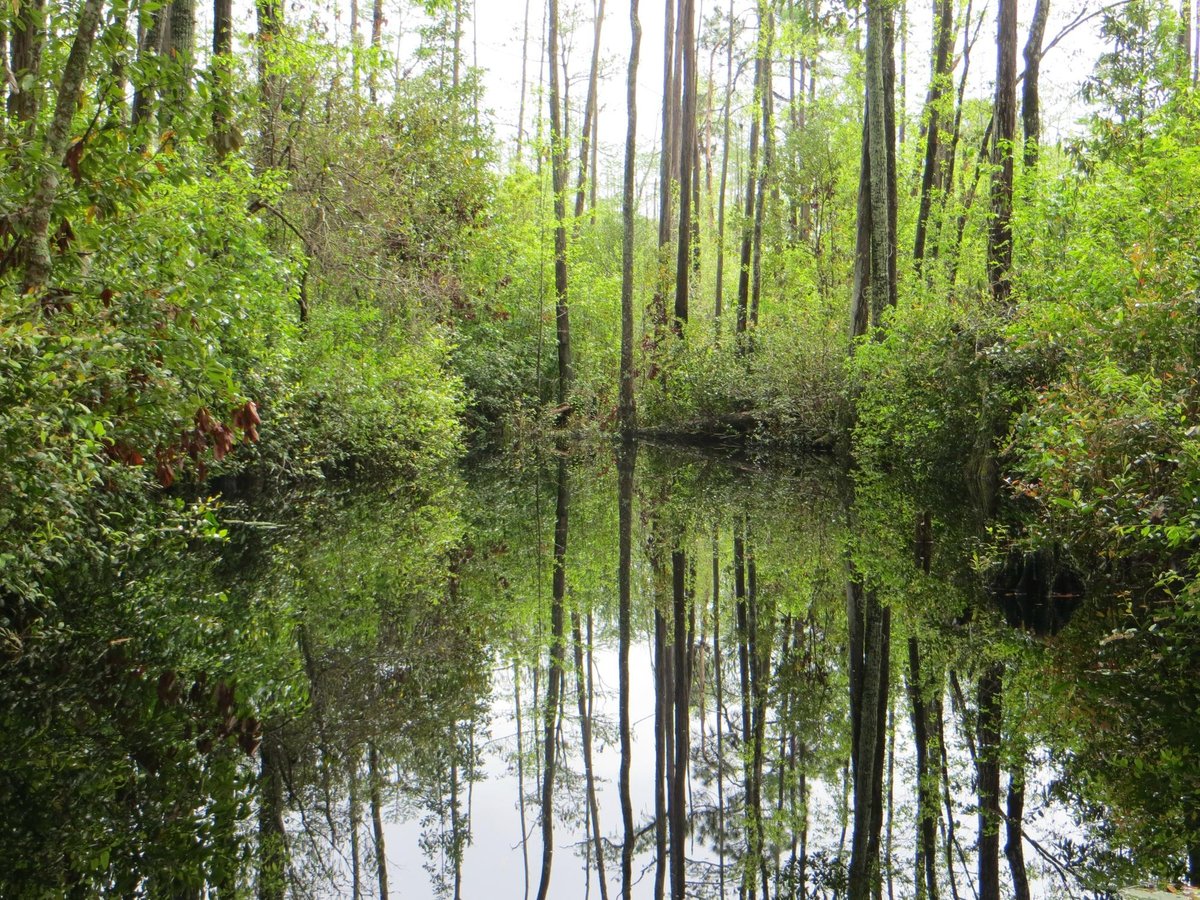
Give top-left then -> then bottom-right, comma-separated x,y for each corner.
3,443 -> 1193,897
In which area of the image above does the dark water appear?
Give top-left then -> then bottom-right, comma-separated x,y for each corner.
1,443 -> 1195,897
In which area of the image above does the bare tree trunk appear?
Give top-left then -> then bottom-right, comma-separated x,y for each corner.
654,603 -> 669,900
535,457 -> 570,900
1021,0 -> 1049,168
573,610 -> 610,900
515,660 -> 531,900
976,664 -> 1003,900
368,0 -> 384,102
575,0 -> 607,219
8,0 -> 45,126
255,0 -> 284,168
749,0 -> 774,330
20,0 -> 106,298
712,533 -> 727,900
350,750 -> 363,899
163,0 -> 196,128
713,0 -> 734,326
988,0 -> 1018,309
369,743 -> 389,899
547,0 -> 573,406
673,0 -> 697,332
735,54 -> 762,336
619,0 -> 641,434
212,0 -> 238,159
912,0 -> 954,270
1005,766 -> 1031,900
258,731 -> 288,900
617,444 -> 637,900
517,0 -> 532,160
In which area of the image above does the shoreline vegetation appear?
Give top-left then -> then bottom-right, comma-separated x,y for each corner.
2,0 -> 1200,894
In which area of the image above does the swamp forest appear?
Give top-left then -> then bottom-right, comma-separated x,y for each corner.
1,0 -> 1199,896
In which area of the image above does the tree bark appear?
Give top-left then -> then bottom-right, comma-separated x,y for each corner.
20,0 -> 106,298
988,0 -> 1018,309
617,444 -> 637,900
669,548 -> 690,900
547,0 -> 573,405
369,743 -> 389,900
913,0 -> 955,270
1005,766 -> 1031,900
1021,0 -> 1049,168
212,0 -> 237,159
713,0 -> 735,326
8,0 -> 45,126
619,0 -> 641,435
575,0 -> 607,220
976,664 -> 1003,900
535,457 -> 569,900
749,0 -> 774,330
573,610 -> 610,900
673,0 -> 697,332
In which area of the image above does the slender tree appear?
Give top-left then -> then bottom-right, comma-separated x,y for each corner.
673,0 -> 697,331
547,0 -> 573,406
619,0 -> 642,434
988,0 -> 1018,309
575,0 -> 607,219
1021,0 -> 1050,167
20,0 -> 107,297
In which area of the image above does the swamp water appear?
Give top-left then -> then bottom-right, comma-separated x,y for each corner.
2,444 -> 1195,898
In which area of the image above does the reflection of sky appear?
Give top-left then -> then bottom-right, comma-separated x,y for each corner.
376,633 -> 1078,898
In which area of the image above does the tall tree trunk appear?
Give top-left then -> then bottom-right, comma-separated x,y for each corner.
712,532 -> 727,900
669,548 -> 691,900
535,457 -> 570,900
913,0 -> 955,270
517,0 -> 532,160
212,0 -> 237,159
369,743 -> 389,900
976,664 -> 1003,900
847,576 -> 890,900
988,0 -> 1018,309
255,0 -> 284,168
575,0 -> 607,219
515,660 -> 531,900
163,0 -> 196,127
573,609 -> 610,900
350,749 -> 363,900
749,0 -> 774,330
735,54 -> 762,336
617,444 -> 637,900
547,0 -> 573,405
368,0 -> 384,101
8,0 -> 45,126
713,0 -> 734,326
20,0 -> 106,298
673,0 -> 697,332
654,602 -> 669,900
1021,0 -> 1049,168
258,731 -> 288,900
1005,766 -> 1031,900
619,0 -> 641,434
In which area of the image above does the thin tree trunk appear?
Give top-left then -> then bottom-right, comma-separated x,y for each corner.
976,664 -> 1003,900
913,0 -> 955,270
8,0 -> 45,126
1005,766 -> 1031,900
369,743 -> 389,900
1021,0 -> 1049,168
713,0 -> 734,326
212,0 -> 237,159
547,0 -> 573,406
619,0 -> 641,434
258,731 -> 288,900
669,548 -> 691,900
654,603 -> 669,900
369,0 -> 384,101
673,0 -> 697,332
535,457 -> 570,900
350,749 -> 363,900
712,532 -> 727,900
749,0 -> 774,330
19,0 -> 106,298
515,660 -> 531,900
517,0 -> 532,160
255,0 -> 284,168
735,54 -> 762,336
618,444 -> 637,900
575,0 -> 607,219
988,0 -> 1018,309
573,610 -> 610,900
